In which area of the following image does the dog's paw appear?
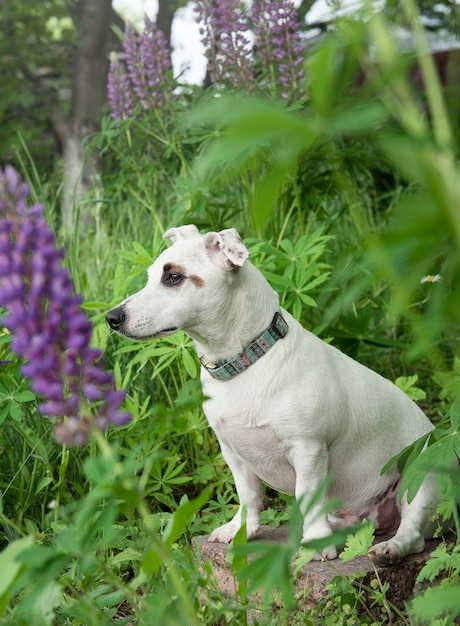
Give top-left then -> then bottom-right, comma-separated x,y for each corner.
310,545 -> 338,561
302,531 -> 337,560
301,521 -> 337,560
368,540 -> 401,566
208,523 -> 238,544
208,521 -> 259,544
368,535 -> 424,566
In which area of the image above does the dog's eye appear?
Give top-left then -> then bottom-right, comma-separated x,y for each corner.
164,272 -> 184,286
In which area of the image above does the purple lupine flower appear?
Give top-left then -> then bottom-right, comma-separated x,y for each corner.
123,19 -> 173,110
193,0 -> 220,84
139,16 -> 173,103
193,0 -> 255,90
107,56 -> 135,120
0,166 -> 131,446
252,0 -> 305,101
123,22 -> 145,105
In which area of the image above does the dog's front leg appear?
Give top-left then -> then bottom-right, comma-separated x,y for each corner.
208,441 -> 263,544
291,439 -> 337,560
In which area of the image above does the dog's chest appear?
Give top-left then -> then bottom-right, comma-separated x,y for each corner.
211,416 -> 297,494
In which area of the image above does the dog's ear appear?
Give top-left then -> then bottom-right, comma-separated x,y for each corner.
204,228 -> 249,270
163,224 -> 200,243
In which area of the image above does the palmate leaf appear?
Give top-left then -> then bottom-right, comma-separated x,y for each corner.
410,586 -> 460,622
339,520 -> 375,563
448,391 -> 460,431
416,543 -> 460,584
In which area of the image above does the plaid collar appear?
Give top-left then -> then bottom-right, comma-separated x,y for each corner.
198,311 -> 289,381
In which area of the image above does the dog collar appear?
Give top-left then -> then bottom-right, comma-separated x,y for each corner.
198,311 -> 289,381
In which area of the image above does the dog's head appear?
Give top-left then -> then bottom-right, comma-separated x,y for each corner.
106,224 -> 249,341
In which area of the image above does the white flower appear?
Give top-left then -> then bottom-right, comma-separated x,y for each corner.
420,274 -> 442,284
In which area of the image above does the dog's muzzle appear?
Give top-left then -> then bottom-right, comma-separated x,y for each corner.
106,306 -> 126,331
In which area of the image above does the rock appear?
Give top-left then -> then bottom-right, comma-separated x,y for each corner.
193,525 -> 449,607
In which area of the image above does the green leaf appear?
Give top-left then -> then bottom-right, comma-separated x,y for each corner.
13,580 -> 62,625
381,432 -> 430,475
76,500 -> 119,552
331,102 -> 388,134
35,476 -> 53,494
262,271 -> 293,290
163,489 -> 211,549
0,405 -> 9,426
395,375 -> 426,401
81,300 -> 110,310
234,541 -> 296,609
410,586 -> 460,621
299,293 -> 317,307
302,271 -> 331,292
251,160 -> 294,231
9,400 -> 21,421
132,241 -> 154,264
108,547 -> 143,568
416,543 -> 460,584
143,490 -> 211,576
14,390 -> 35,402
308,22 -> 365,118
181,348 -> 197,378
399,437 -> 454,502
187,95 -> 318,194
227,509 -> 248,603
448,390 -> 460,430
339,520 -> 375,562
0,535 -> 35,614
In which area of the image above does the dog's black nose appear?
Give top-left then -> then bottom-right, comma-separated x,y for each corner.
106,307 -> 126,331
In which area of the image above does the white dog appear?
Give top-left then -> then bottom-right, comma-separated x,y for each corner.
106,224 -> 443,565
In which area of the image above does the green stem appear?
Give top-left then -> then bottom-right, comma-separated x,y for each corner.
136,501 -> 199,624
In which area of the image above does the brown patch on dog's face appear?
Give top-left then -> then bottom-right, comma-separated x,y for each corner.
161,263 -> 205,289
190,275 -> 205,288
161,263 -> 186,287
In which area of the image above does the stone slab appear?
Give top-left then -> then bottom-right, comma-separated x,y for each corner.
194,525 -> 449,607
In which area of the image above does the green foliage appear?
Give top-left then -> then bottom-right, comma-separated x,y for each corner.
416,541 -> 460,584
395,374 -> 427,402
248,229 -> 332,321
409,586 -> 460,625
0,0 -> 72,171
0,444 -> 216,625
382,392 -> 460,514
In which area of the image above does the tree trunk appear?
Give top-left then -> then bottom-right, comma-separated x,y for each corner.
57,0 -> 113,232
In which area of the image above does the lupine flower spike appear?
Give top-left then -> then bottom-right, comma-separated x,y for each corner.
194,0 -> 255,90
252,0 -> 305,101
107,55 -> 135,121
0,166 -> 131,446
107,18 -> 174,120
